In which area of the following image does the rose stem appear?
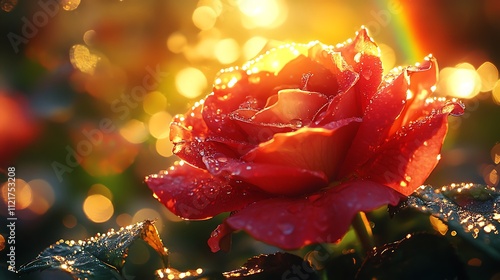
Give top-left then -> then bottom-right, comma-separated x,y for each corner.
352,211 -> 375,254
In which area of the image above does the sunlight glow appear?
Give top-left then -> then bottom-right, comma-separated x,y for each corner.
83,194 -> 114,223
175,67 -> 208,98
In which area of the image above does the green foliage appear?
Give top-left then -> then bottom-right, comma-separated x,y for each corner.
19,220 -> 168,280
400,183 -> 500,260
356,233 -> 467,280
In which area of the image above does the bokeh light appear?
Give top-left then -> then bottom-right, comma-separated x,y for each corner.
120,119 -> 149,144
61,0 -> 80,11
83,194 -> 114,223
156,137 -> 174,158
83,30 -> 97,46
63,214 -> 78,229
143,91 -> 168,115
88,183 -> 113,199
1,0 -> 16,12
116,213 -> 133,227
167,32 -> 188,54
69,44 -> 101,75
215,38 -> 241,64
0,234 -> 5,251
437,63 -> 482,99
71,124 -> 139,177
175,67 -> 208,99
27,179 -> 55,215
192,6 -> 218,31
148,111 -> 173,139
237,0 -> 287,29
477,61 -> 499,92
491,143 -> 500,164
492,80 -> 500,105
1,179 -> 31,210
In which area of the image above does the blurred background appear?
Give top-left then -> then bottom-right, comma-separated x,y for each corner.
1,0 -> 500,279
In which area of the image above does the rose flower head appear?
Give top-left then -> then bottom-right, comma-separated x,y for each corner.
146,28 -> 464,252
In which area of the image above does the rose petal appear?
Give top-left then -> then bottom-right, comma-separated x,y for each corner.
314,86 -> 360,125
171,135 -> 240,169
340,70 -> 408,177
208,222 -> 233,252
335,27 -> 383,110
203,91 -> 249,142
209,180 -> 401,251
275,55 -> 339,96
252,89 -> 329,126
357,102 -> 463,195
202,155 -> 329,196
396,55 -> 442,128
230,114 -> 293,144
146,162 -> 267,220
244,118 -> 361,180
244,42 -> 309,74
308,43 -> 359,93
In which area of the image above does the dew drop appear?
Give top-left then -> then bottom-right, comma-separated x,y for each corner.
277,223 -> 294,235
290,118 -> 303,129
362,69 -> 372,80
217,156 -> 228,163
443,100 -> 466,116
354,52 -> 362,63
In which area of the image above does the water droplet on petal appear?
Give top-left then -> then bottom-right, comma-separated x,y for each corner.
442,100 -> 465,116
290,118 -> 303,129
362,69 -> 372,80
354,52 -> 362,63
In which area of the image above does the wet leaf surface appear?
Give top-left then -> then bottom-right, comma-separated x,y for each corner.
223,252 -> 318,280
19,220 -> 168,280
395,183 -> 500,260
356,233 -> 467,280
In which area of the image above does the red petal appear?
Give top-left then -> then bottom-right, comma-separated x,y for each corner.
340,70 -> 408,177
202,155 -> 329,196
275,55 -> 338,96
230,117 -> 293,144
145,162 -> 267,220
203,91 -> 249,142
217,180 -> 401,251
171,136 -> 239,169
208,222 -> 233,252
308,43 -> 359,94
335,27 -> 383,110
252,89 -> 329,127
388,56 -> 439,135
244,119 -> 361,180
357,102 -> 463,196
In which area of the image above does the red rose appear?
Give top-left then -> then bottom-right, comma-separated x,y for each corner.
146,28 -> 464,252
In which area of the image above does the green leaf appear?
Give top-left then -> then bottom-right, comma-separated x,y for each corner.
222,252 -> 318,280
356,233 -> 467,280
399,183 -> 500,260
19,220 -> 168,279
